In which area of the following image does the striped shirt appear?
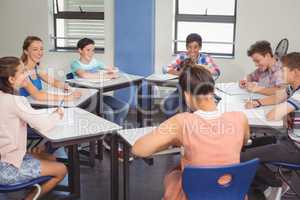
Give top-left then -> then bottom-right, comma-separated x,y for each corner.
286,85 -> 300,147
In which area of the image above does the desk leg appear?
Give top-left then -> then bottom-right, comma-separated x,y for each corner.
96,90 -> 104,161
89,141 -> 96,167
111,134 -> 119,200
146,82 -> 153,126
97,89 -> 104,116
67,145 -> 80,198
137,82 -> 143,127
123,142 -> 130,200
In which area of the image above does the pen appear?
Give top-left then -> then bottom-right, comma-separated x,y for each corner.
59,99 -> 64,107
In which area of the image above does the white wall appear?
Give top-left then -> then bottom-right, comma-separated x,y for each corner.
0,0 -> 114,79
155,0 -> 300,82
0,0 -> 300,82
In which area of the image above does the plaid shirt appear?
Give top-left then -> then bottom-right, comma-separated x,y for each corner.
164,52 -> 221,78
247,60 -> 283,87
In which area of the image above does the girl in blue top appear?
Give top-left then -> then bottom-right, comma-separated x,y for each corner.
20,36 -> 82,101
71,38 -> 129,125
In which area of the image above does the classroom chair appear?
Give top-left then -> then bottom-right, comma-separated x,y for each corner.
267,161 -> 300,199
0,176 -> 52,200
265,111 -> 300,199
182,159 -> 259,200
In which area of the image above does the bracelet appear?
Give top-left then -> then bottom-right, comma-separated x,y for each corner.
254,99 -> 262,108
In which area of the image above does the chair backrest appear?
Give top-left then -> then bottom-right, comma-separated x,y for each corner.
0,176 -> 52,193
274,38 -> 289,60
182,159 -> 259,200
66,72 -> 74,80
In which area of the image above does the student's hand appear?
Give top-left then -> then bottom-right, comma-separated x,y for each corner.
239,80 -> 247,88
71,90 -> 82,99
167,67 -> 180,76
65,91 -> 82,101
106,66 -> 119,74
54,107 -> 64,119
244,100 -> 260,109
246,82 -> 261,92
63,83 -> 71,91
106,73 -> 119,79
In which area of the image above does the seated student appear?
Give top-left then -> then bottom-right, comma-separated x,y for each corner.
239,41 -> 283,96
71,38 -> 129,125
19,36 -> 82,101
162,33 -> 220,118
242,52 -> 300,197
133,65 -> 249,200
0,57 -> 67,200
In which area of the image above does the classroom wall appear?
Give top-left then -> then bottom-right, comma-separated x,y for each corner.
0,0 -> 300,82
155,0 -> 300,82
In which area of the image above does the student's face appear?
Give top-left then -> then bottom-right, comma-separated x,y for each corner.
79,44 -> 95,62
250,53 -> 271,71
186,41 -> 201,61
9,63 -> 29,89
282,66 -> 297,84
25,41 -> 44,64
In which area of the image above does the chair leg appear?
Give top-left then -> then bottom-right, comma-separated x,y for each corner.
97,139 -> 103,161
278,167 -> 300,199
89,141 -> 96,167
32,184 -> 42,200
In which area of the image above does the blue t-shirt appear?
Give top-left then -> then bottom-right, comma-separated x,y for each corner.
19,67 -> 42,97
70,58 -> 105,77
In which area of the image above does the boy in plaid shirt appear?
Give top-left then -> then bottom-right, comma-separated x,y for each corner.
239,41 -> 283,96
162,33 -> 220,118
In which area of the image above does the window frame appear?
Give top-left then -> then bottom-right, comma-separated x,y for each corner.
52,0 -> 105,51
174,0 -> 237,57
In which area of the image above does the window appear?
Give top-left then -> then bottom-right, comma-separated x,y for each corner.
52,0 -> 105,51
174,0 -> 237,56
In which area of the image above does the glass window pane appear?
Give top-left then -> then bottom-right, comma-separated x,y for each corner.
177,22 -> 234,54
178,0 -> 235,16
57,0 -> 104,12
55,19 -> 104,48
177,22 -> 234,43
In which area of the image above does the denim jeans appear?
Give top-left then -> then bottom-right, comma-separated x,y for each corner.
102,95 -> 130,125
162,89 -> 187,119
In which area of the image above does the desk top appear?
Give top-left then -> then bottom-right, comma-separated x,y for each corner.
66,73 -> 144,89
118,127 -> 252,156
27,87 -> 98,108
36,107 -> 121,143
118,127 -> 182,155
216,91 -> 283,128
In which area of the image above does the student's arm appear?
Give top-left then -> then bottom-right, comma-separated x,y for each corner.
13,96 -> 62,132
164,54 -> 183,75
266,89 -> 300,120
38,71 -> 67,90
75,69 -> 116,79
23,80 -> 78,101
266,102 -> 294,121
246,83 -> 282,96
132,116 -> 182,157
206,55 -> 221,78
245,88 -> 287,109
